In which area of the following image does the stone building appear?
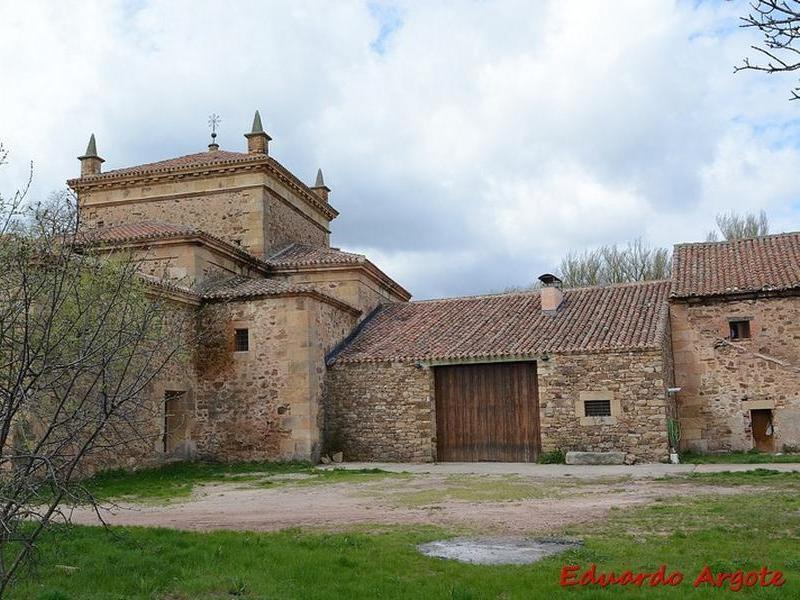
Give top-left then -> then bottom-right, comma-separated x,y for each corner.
67,114 -> 800,464
670,233 -> 800,454
326,280 -> 674,463
69,113 -> 410,464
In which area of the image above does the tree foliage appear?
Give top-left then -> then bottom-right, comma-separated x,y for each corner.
0,146 -> 190,593
557,238 -> 671,288
706,210 -> 769,241
736,1 -> 800,99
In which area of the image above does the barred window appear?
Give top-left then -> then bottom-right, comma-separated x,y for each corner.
584,399 -> 612,417
234,328 -> 249,352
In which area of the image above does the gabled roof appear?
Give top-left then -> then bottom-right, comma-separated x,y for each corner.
672,231 -> 800,299
331,280 -> 670,364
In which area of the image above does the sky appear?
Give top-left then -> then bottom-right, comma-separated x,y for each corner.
1,0 -> 799,299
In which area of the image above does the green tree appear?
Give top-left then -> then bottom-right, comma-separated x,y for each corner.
0,145 -> 191,594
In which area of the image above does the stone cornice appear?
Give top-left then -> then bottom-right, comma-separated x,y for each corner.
67,155 -> 339,222
673,287 -> 800,304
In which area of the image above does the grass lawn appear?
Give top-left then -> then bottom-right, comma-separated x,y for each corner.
11,471 -> 800,599
681,450 -> 800,464
83,462 -> 404,503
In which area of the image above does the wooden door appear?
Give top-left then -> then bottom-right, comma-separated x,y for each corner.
434,362 -> 541,462
164,391 -> 189,453
751,409 -> 775,453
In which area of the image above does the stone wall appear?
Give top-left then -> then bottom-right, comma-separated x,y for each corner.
103,242 -> 264,286
77,169 -> 332,259
324,362 -> 435,461
273,268 -> 406,316
189,294 -> 357,462
671,294 -> 800,453
265,193 -> 327,250
85,299 -> 199,472
82,187 -> 266,256
538,350 -> 671,463
325,349 -> 672,463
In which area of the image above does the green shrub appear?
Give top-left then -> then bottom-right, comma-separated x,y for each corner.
537,449 -> 565,464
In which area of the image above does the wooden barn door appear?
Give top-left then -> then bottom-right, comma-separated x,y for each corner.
434,362 -> 541,462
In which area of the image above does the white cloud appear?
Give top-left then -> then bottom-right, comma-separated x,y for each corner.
1,0 -> 798,298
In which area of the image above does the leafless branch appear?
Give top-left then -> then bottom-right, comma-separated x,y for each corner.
736,1 -> 800,99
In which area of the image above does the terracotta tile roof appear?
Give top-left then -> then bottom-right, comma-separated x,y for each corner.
199,275 -> 313,299
198,275 -> 361,315
79,221 -> 199,244
100,150 -> 262,177
266,243 -> 366,268
672,232 -> 800,299
331,280 -> 670,364
266,243 -> 412,300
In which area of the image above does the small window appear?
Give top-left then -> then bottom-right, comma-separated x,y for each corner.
730,320 -> 751,340
584,400 -> 612,417
96,220 -> 104,228
234,328 -> 249,352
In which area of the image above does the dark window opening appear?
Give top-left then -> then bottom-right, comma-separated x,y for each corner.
730,320 -> 751,340
584,399 -> 612,417
234,328 -> 249,352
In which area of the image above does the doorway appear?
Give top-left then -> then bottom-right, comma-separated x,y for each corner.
434,361 -> 541,462
164,390 -> 190,454
751,409 -> 775,453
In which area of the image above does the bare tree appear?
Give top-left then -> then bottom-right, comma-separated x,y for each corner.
0,148 -> 190,594
558,238 -> 671,288
736,1 -> 800,99
706,210 -> 769,241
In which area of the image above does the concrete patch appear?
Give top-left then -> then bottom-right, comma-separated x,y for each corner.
417,537 -> 582,565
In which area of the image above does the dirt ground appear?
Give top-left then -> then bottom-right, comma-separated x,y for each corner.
63,473 -> 745,535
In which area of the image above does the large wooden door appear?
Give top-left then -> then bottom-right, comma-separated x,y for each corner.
434,362 -> 541,462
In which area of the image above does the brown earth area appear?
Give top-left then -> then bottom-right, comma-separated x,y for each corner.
63,473 -> 746,534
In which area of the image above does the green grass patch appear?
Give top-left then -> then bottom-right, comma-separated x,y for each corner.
83,463 -> 403,503
681,450 -> 800,464
681,469 -> 800,487
537,449 -> 566,464
10,486 -> 800,599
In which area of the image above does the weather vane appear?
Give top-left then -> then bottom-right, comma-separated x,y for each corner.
208,113 -> 221,144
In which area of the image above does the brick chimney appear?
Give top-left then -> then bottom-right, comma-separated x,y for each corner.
538,273 -> 563,314
244,110 -> 271,154
310,168 -> 330,202
78,134 -> 104,176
